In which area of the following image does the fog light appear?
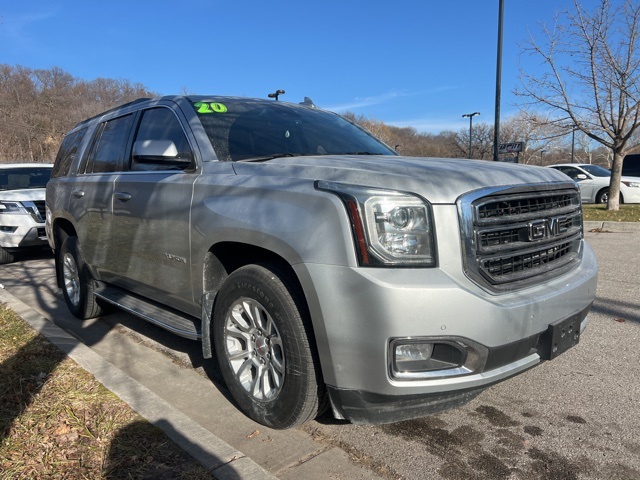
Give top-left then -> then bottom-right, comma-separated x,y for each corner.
394,343 -> 434,372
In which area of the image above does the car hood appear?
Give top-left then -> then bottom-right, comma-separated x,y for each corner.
0,188 -> 46,202
231,155 -> 572,204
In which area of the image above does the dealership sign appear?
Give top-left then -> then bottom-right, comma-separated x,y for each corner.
498,142 -> 525,154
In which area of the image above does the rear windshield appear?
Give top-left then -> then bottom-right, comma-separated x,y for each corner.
0,167 -> 52,190
190,98 -> 396,161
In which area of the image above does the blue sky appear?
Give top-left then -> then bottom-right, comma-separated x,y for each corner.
0,0 -> 595,133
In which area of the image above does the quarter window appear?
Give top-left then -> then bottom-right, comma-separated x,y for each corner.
85,114 -> 135,174
52,127 -> 87,178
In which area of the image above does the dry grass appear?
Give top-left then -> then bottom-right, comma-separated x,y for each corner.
0,304 -> 214,479
583,204 -> 640,222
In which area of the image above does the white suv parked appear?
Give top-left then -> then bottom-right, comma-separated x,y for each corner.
0,163 -> 53,263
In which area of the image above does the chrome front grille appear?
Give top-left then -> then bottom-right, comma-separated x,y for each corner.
26,200 -> 46,223
458,184 -> 583,291
33,200 -> 46,219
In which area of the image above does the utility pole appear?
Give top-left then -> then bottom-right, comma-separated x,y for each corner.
493,0 -> 504,161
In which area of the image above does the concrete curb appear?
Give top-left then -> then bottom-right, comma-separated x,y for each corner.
584,220 -> 640,232
0,287 -> 278,480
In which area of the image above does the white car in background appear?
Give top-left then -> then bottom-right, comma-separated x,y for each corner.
548,163 -> 640,204
0,163 -> 53,263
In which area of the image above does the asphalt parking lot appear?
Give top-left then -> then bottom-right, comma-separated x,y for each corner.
1,229 -> 639,479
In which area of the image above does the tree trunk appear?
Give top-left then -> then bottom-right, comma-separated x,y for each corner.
607,149 -> 624,211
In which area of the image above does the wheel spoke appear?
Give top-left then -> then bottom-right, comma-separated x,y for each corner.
268,363 -> 283,389
248,302 -> 263,330
227,347 -> 251,362
229,305 -> 252,334
237,357 -> 255,383
270,352 -> 285,374
252,363 -> 266,398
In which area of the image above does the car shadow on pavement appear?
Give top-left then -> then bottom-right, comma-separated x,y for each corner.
591,298 -> 640,323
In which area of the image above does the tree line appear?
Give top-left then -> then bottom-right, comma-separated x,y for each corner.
0,64 -> 155,163
0,63 -> 626,168
346,111 -> 617,167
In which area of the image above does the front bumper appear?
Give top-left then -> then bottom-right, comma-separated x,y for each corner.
621,186 -> 640,203
294,240 -> 597,424
0,223 -> 48,249
326,305 -> 590,424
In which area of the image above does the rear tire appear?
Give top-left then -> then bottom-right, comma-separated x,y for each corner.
0,247 -> 14,265
59,236 -> 103,319
213,263 -> 326,429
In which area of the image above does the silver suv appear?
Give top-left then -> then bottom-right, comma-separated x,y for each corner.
0,163 -> 52,264
46,96 -> 597,428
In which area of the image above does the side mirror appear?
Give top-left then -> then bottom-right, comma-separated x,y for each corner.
132,140 -> 192,166
576,173 -> 588,180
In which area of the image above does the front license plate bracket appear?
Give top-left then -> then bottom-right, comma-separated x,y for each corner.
538,310 -> 585,361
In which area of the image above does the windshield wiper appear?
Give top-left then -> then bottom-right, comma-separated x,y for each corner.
237,153 -> 298,163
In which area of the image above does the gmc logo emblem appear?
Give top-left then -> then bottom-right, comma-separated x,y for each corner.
527,216 -> 569,241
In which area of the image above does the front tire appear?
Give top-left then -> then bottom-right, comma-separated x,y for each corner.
59,236 -> 103,319
0,247 -> 14,265
213,264 -> 326,429
596,188 -> 623,204
596,188 -> 609,204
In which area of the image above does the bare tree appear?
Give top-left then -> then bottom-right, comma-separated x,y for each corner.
516,0 -> 640,210
0,65 -> 155,163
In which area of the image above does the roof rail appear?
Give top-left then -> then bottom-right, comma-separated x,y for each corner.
72,97 -> 152,130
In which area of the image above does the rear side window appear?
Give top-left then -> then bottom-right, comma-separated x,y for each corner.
52,127 -> 87,178
84,114 -> 135,174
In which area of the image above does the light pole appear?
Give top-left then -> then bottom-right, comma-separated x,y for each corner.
493,0 -> 504,161
540,149 -> 547,165
462,112 -> 480,159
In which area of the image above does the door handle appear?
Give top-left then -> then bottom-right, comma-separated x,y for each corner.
114,192 -> 132,202
72,190 -> 85,198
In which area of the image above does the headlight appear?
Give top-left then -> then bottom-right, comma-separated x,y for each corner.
622,180 -> 640,188
0,201 -> 29,214
316,181 -> 436,267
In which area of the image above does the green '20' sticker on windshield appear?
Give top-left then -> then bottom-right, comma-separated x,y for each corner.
194,102 -> 227,113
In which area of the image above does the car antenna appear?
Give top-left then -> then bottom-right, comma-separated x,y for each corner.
268,89 -> 285,101
299,97 -> 316,108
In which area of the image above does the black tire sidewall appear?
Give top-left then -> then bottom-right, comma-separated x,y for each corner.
0,247 -> 14,265
213,265 -> 317,429
597,189 -> 609,204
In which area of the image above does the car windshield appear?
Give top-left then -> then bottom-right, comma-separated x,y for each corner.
190,98 -> 397,161
0,167 -> 52,190
581,164 -> 611,177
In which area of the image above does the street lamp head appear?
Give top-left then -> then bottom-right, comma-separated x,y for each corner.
462,112 -> 480,159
